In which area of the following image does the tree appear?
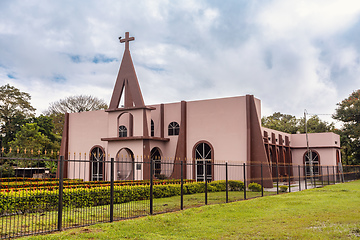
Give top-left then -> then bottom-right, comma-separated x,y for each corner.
262,112 -> 334,134
8,123 -> 59,159
32,115 -> 61,143
44,95 -> 108,136
333,89 -> 360,165
261,112 -> 299,134
45,95 -> 108,114
7,123 -> 59,173
0,84 -> 36,149
299,115 -> 334,133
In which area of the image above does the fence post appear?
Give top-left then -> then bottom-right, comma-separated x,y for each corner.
243,163 -> 246,200
110,157 -> 114,222
181,160 -> 184,210
304,165 -> 307,189
327,166 -> 330,185
276,163 -> 279,194
261,163 -> 263,197
298,165 -> 301,191
288,164 -> 291,193
133,158 -> 135,181
205,160 -> 208,205
150,158 -> 153,215
321,166 -> 324,186
57,156 -> 64,231
333,166 -> 335,184
226,162 -> 228,203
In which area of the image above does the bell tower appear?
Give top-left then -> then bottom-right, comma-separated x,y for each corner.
108,32 -> 145,110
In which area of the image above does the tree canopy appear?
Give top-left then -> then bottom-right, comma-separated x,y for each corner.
44,95 -> 108,115
262,112 -> 334,134
333,89 -> 360,165
8,123 -> 59,158
261,112 -> 299,134
0,84 -> 36,149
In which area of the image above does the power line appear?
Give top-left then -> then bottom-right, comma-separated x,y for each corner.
307,113 -> 333,116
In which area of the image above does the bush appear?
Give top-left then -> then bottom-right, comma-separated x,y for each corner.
228,180 -> 244,191
279,185 -> 288,192
0,178 -> 196,191
248,182 -> 262,192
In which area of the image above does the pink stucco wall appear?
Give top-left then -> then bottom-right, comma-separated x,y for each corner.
65,93 -> 340,182
67,110 -> 108,181
262,127 -> 292,144
186,96 -> 248,163
291,132 -> 340,148
290,132 -> 340,170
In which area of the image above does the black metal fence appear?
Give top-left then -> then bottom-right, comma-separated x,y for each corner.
1,156 -> 360,239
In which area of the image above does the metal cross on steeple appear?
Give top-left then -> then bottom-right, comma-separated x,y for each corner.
119,32 -> 135,50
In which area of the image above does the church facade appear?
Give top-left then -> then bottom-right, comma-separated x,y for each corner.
60,32 -> 341,187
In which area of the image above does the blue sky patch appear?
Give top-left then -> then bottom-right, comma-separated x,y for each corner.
69,55 -> 82,63
92,54 -> 117,64
7,74 -> 16,79
52,74 -> 66,83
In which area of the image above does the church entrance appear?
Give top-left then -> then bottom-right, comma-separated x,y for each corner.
90,147 -> 104,181
194,142 -> 212,182
116,148 -> 135,180
151,148 -> 162,178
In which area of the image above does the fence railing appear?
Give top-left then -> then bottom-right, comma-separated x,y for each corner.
1,156 -> 360,239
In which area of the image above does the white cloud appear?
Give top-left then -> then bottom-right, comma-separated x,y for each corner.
0,0 -> 360,124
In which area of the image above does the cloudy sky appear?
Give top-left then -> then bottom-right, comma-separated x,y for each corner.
1,0 -> 360,125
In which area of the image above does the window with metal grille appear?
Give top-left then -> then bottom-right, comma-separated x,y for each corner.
151,119 -> 154,137
119,125 -> 127,137
168,122 -> 179,136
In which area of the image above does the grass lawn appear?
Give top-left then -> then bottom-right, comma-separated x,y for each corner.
0,190 -> 272,238
18,180 -> 360,239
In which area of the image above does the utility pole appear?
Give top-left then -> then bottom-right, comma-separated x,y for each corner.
304,109 -> 314,185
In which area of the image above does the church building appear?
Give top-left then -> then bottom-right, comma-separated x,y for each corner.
60,32 -> 341,188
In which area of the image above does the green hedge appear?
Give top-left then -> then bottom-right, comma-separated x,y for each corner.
248,182 -> 262,192
0,178 -> 195,190
0,180 -> 244,215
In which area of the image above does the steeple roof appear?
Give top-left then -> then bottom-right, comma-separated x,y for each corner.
108,32 -> 145,110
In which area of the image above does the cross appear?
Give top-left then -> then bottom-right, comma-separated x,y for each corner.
119,32 -> 135,50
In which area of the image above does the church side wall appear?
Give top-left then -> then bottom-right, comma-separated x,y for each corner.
186,96 -> 248,181
67,110 -> 109,181
291,132 -> 340,148
160,102 -> 181,159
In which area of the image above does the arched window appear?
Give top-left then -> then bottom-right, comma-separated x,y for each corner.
194,142 -> 212,182
151,148 -> 162,178
90,147 -> 104,181
168,122 -> 180,136
151,120 -> 154,137
117,112 -> 133,137
304,150 -> 320,176
119,125 -> 127,137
